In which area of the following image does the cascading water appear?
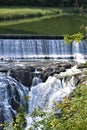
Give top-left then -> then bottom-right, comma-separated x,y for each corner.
25,66 -> 81,129
0,38 -> 86,129
72,41 -> 86,63
0,72 -> 28,128
0,64 -> 82,130
32,69 -> 42,87
29,69 -> 42,113
0,39 -> 87,62
28,66 -> 80,113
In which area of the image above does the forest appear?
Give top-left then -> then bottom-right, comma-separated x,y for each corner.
0,0 -> 87,7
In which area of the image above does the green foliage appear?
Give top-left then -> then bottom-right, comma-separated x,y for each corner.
64,32 -> 84,44
0,7 -> 61,21
0,7 -> 81,22
0,107 -> 26,130
53,84 -> 87,130
24,95 -> 30,101
0,0 -> 87,7
84,61 -> 87,68
29,84 -> 87,130
83,70 -> 87,75
31,107 -> 46,117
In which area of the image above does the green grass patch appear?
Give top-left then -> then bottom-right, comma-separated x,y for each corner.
0,7 -> 62,21
0,7 -> 80,21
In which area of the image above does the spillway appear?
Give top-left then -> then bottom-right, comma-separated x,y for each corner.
0,39 -> 87,62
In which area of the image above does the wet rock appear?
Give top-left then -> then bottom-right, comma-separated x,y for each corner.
60,62 -> 72,69
41,67 -> 53,82
54,67 -> 66,74
41,62 -> 71,82
0,69 -> 8,73
11,97 -> 20,111
0,61 -> 72,87
10,66 -> 34,88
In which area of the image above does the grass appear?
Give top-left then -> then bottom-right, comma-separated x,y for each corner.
0,7 -> 62,21
0,7 -> 80,21
0,7 -> 86,35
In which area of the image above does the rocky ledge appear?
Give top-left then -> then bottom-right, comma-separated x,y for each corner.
0,61 -> 87,88
0,61 -> 72,88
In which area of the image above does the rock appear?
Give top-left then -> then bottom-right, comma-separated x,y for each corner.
10,66 -> 34,88
0,61 -> 72,87
77,75 -> 87,84
0,69 -> 8,73
41,62 -> 71,82
11,97 -> 20,111
41,67 -> 53,82
77,63 -> 87,69
54,67 -> 66,74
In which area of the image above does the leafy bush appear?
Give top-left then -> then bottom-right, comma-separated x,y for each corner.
29,84 -> 87,130
0,107 -> 26,130
64,32 -> 84,44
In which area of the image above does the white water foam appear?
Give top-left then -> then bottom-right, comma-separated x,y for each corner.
25,66 -> 81,129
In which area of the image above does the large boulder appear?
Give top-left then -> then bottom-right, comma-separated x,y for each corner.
10,67 -> 33,88
41,62 -> 72,82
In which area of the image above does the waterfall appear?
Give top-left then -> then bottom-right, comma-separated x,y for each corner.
28,66 -> 80,114
0,72 -> 28,126
29,69 -> 42,113
72,41 -> 86,63
0,39 -> 87,62
0,37 -> 86,129
31,76 -> 41,86
32,69 -> 42,86
25,66 -> 81,129
0,64 -> 81,129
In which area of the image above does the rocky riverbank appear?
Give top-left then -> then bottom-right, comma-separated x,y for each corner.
0,60 -> 87,129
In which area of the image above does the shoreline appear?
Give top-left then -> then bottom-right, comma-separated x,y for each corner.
0,34 -> 64,39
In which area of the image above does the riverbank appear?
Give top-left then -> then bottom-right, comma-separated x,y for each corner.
0,34 -> 63,39
0,7 -> 86,35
